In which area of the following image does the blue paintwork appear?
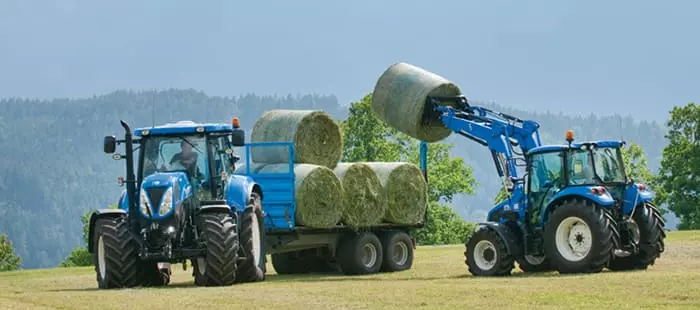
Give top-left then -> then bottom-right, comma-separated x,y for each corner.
224,174 -> 260,213
133,120 -> 233,137
539,186 -> 616,226
138,171 -> 194,219
527,140 -> 625,156
234,142 -> 297,231
622,184 -> 653,215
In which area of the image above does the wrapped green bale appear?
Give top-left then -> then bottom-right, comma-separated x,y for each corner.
371,62 -> 463,142
333,163 -> 387,228
363,162 -> 427,225
250,109 -> 343,169
256,163 -> 344,229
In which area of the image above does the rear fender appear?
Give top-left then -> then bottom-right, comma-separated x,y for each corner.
477,222 -> 523,257
87,208 -> 127,253
622,184 -> 653,215
225,174 -> 262,213
540,186 -> 616,225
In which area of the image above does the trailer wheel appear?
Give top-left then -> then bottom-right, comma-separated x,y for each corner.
516,254 -> 553,272
379,231 -> 414,272
235,193 -> 266,283
337,232 -> 383,275
544,198 -> 619,274
193,211 -> 239,286
271,252 -> 309,274
93,216 -> 144,289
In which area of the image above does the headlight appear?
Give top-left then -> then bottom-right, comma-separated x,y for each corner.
140,190 -> 151,216
159,187 -> 174,216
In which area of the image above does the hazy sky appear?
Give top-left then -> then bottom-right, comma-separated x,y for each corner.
1,0 -> 697,123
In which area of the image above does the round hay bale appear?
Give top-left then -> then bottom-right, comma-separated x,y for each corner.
333,163 -> 387,228
257,163 -> 343,229
250,109 -> 343,169
362,162 -> 427,225
371,62 -> 463,142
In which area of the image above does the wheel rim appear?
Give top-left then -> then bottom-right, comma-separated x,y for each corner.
555,216 -> 592,262
196,257 -> 206,275
362,243 -> 377,268
97,236 -> 106,280
473,240 -> 497,270
392,242 -> 409,266
524,254 -> 546,265
251,213 -> 262,267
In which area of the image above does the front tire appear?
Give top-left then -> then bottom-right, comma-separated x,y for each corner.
93,217 -> 144,289
608,202 -> 666,271
544,198 -> 619,274
465,226 -> 515,276
236,193 -> 267,283
193,211 -> 239,286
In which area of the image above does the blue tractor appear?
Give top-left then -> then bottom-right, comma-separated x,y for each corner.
88,118 -> 266,288
422,95 -> 666,275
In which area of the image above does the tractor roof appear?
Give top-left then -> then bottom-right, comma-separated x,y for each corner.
527,140 -> 624,156
133,120 -> 233,137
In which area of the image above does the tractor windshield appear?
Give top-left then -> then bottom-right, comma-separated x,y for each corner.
140,135 -> 207,181
566,146 -> 626,185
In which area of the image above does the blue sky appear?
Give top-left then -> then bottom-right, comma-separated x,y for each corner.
1,0 -> 697,122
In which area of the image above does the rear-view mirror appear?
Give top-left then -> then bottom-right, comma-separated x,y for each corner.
231,129 -> 245,147
104,136 -> 116,154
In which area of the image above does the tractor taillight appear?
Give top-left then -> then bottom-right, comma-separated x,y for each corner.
117,176 -> 124,186
637,184 -> 646,191
591,186 -> 606,195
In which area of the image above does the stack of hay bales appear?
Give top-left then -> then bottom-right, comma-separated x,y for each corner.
243,109 -> 345,229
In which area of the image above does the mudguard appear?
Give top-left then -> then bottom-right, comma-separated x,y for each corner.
225,174 -> 262,213
87,208 -> 127,253
198,203 -> 235,218
540,186 -> 616,225
622,184 -> 654,215
477,222 -> 523,257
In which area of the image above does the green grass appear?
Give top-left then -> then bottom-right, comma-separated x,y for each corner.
2,231 -> 700,309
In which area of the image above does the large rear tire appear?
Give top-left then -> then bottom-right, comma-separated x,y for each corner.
235,193 -> 267,283
465,226 -> 515,276
544,198 -> 619,274
93,217 -> 144,289
193,211 -> 239,286
337,232 -> 383,275
608,202 -> 666,271
379,230 -> 414,272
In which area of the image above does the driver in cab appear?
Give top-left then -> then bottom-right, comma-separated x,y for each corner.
166,140 -> 199,176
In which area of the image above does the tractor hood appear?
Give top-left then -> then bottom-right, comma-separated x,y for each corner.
138,172 -> 192,219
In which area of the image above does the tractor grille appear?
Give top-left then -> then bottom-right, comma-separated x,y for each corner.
147,187 -> 167,210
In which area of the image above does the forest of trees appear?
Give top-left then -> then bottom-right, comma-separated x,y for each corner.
0,89 -> 686,269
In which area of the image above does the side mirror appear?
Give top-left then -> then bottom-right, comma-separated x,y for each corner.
231,129 -> 245,147
104,136 -> 116,154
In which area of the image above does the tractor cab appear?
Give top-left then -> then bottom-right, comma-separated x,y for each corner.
525,130 -> 628,224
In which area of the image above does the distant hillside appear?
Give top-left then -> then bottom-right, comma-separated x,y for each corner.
0,89 -> 671,269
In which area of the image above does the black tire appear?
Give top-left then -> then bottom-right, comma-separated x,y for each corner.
235,193 -> 267,283
193,211 -> 239,286
271,252 -> 309,274
142,262 -> 171,287
464,226 -> 515,276
379,230 -> 414,272
92,217 -> 145,289
608,202 -> 666,271
544,198 -> 620,274
337,232 -> 384,275
516,254 -> 553,272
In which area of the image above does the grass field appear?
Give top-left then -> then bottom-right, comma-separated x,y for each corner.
1,230 -> 699,309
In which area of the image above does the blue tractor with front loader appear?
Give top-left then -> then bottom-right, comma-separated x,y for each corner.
87,118 -> 266,288
371,62 -> 666,276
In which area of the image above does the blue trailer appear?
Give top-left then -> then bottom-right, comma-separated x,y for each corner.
235,140 -> 430,275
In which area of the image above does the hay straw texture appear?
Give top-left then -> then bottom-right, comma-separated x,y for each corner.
363,162 -> 427,225
250,110 -> 343,169
333,163 -> 387,228
371,62 -> 463,142
256,163 -> 344,229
